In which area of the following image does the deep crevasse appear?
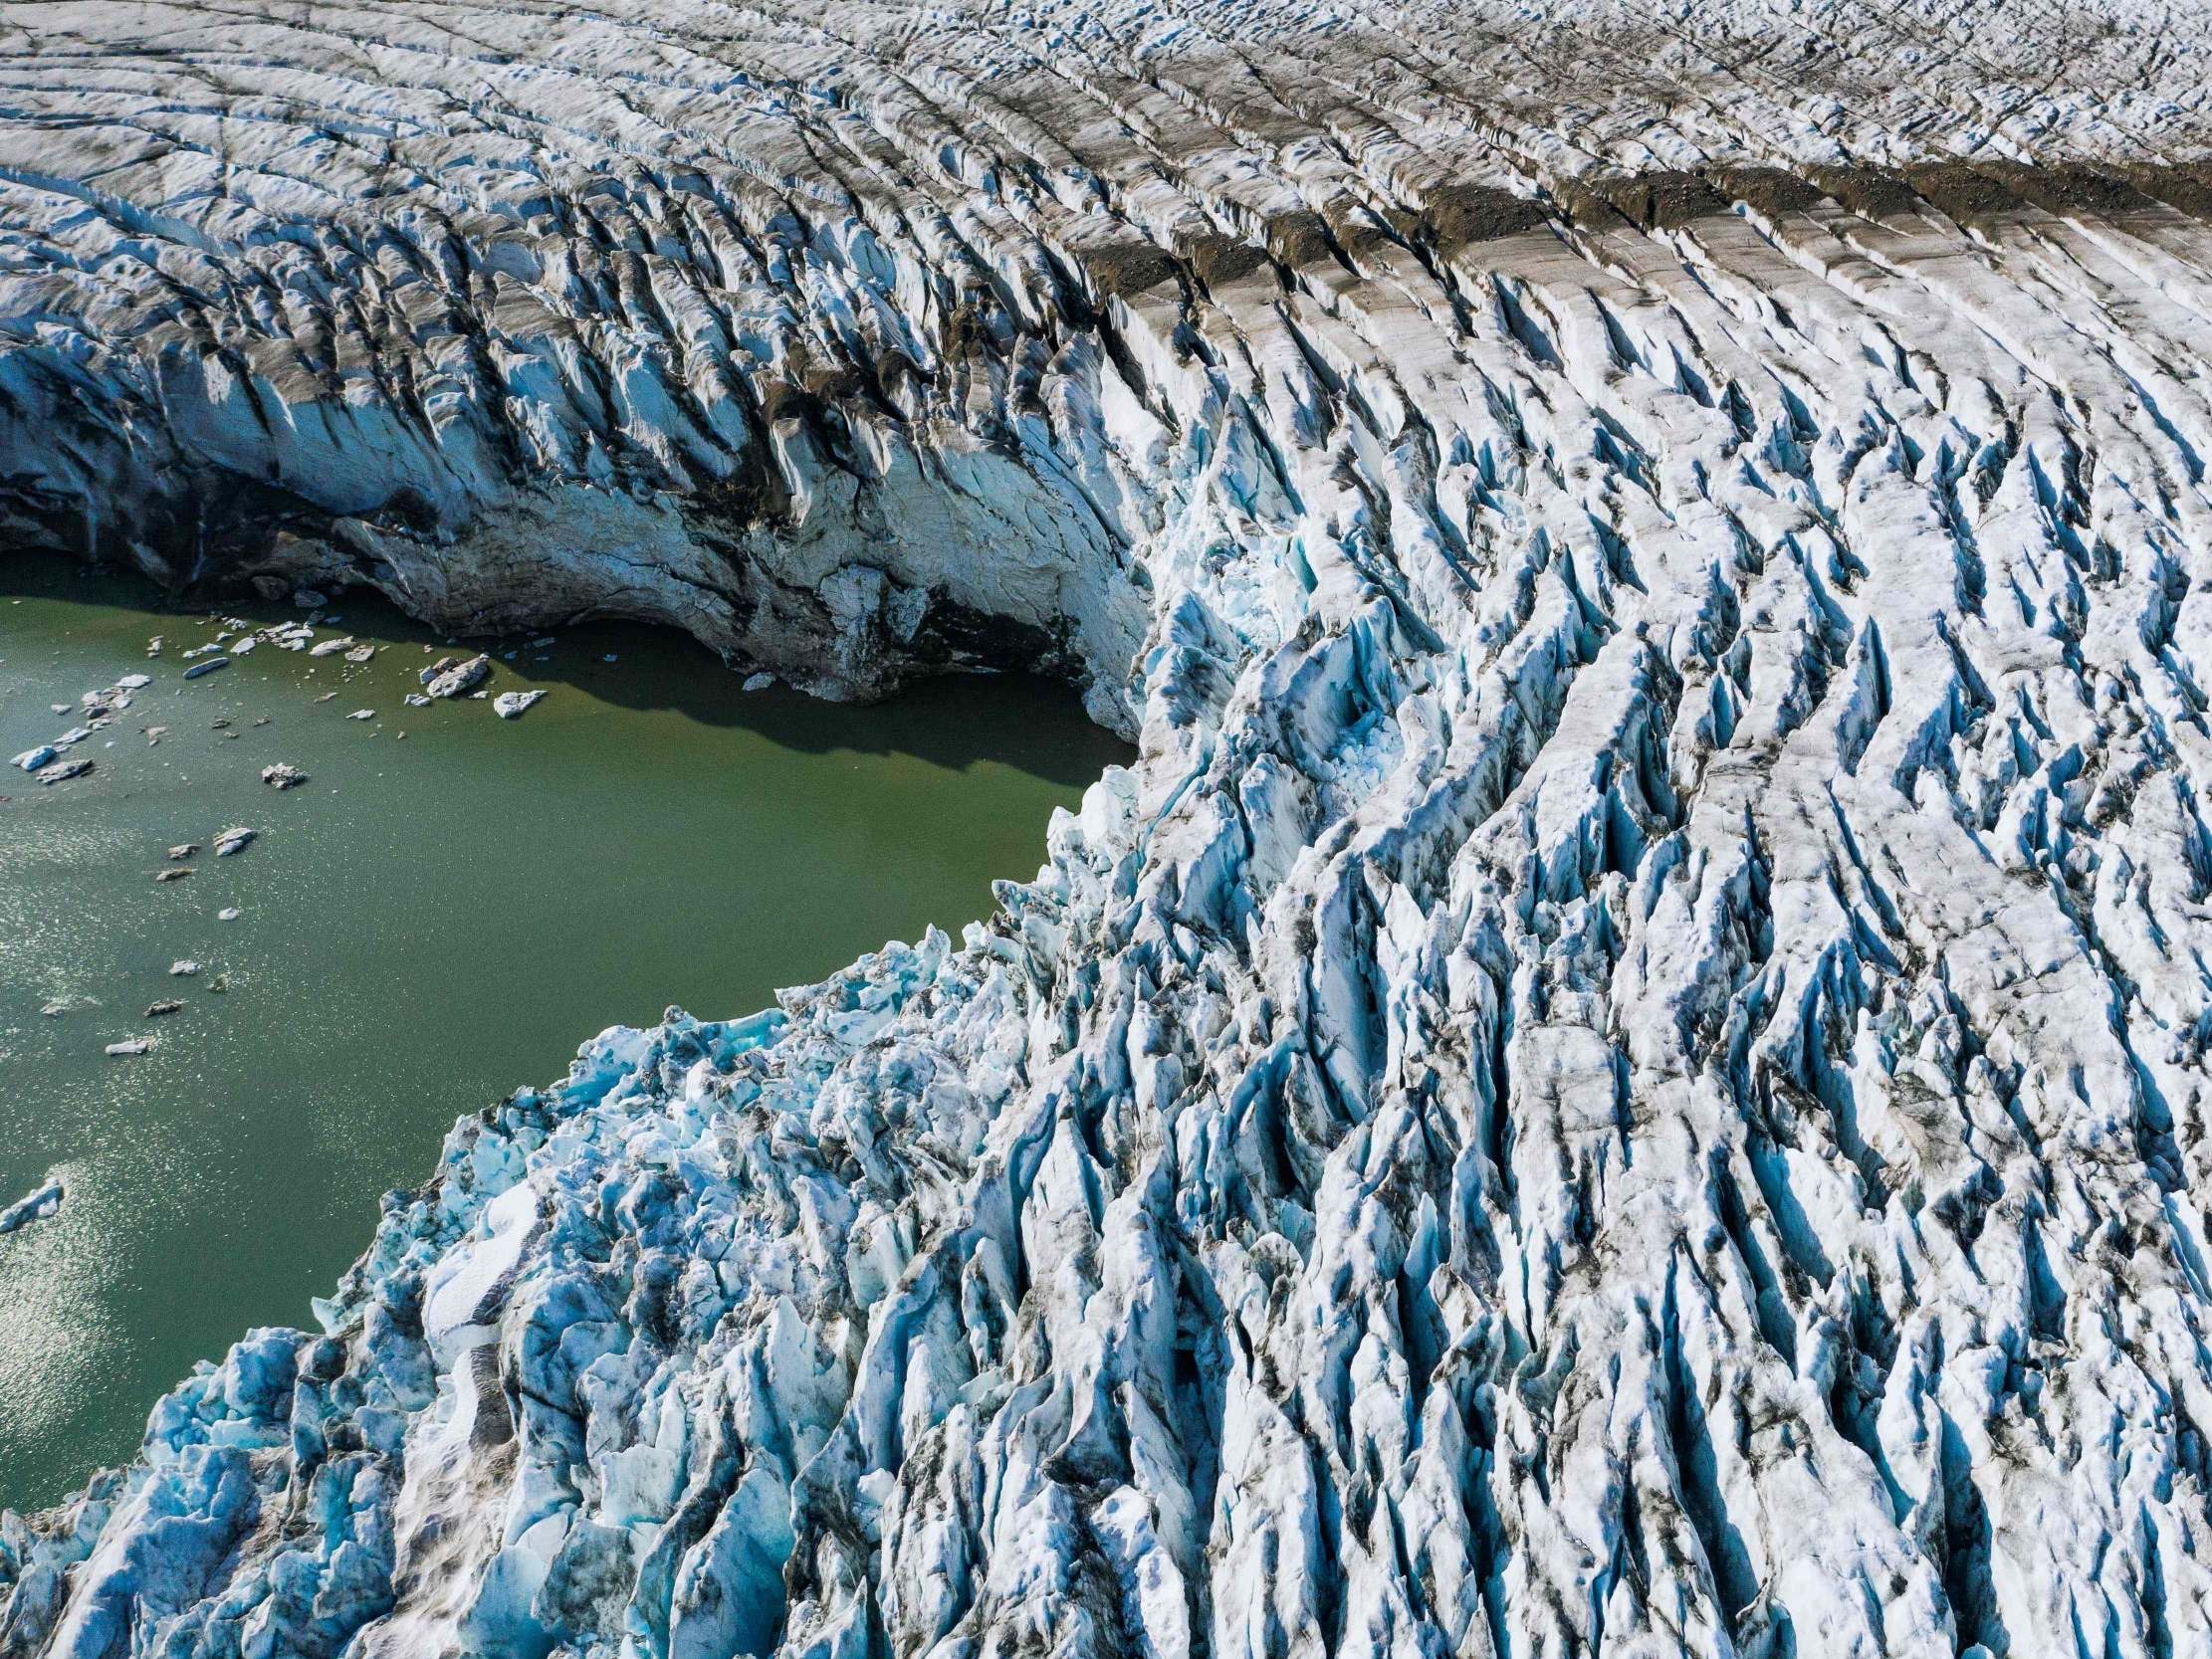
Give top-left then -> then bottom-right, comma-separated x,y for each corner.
5,1 -> 2212,1654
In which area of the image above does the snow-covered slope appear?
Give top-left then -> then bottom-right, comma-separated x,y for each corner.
7,1 -> 2212,1654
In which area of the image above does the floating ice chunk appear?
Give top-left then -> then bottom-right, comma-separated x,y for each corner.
493,690 -> 545,719
13,744 -> 56,771
104,1038 -> 151,1057
0,1179 -> 63,1234
214,826 -> 255,856
425,654 -> 491,698
183,657 -> 228,679
261,762 -> 308,788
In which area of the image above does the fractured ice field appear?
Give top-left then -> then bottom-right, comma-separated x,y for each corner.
6,0 -> 2212,1653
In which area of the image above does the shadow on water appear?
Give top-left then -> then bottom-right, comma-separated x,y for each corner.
0,555 -> 1118,787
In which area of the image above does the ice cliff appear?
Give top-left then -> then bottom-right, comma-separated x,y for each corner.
8,0 -> 2212,1654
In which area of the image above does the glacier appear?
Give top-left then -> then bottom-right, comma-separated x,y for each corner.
6,0 -> 2212,1654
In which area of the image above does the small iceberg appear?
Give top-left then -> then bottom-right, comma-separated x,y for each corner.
0,1179 -> 63,1234
183,657 -> 228,680
493,690 -> 546,719
424,654 -> 492,699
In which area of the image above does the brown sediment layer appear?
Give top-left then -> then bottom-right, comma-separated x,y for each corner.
1455,159 -> 2212,247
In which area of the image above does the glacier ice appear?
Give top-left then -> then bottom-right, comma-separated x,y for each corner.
6,0 -> 2212,1655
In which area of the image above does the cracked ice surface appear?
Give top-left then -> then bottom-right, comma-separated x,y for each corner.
8,0 -> 2212,1655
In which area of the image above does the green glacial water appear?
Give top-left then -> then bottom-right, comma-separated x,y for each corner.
0,558 -> 1130,1511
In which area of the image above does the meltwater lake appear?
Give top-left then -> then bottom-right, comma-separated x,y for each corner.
0,559 -> 1130,1510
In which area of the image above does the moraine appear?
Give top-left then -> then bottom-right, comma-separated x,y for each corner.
0,558 -> 1129,1512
